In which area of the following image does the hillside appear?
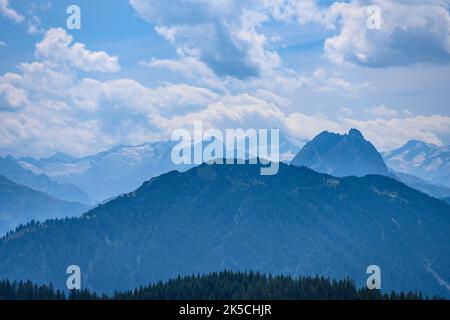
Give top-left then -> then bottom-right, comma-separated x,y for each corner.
0,162 -> 449,297
0,175 -> 87,235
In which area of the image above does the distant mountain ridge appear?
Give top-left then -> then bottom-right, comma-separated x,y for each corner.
291,129 -> 389,177
390,170 -> 450,199
14,141 -> 189,201
0,156 -> 94,204
0,162 -> 448,297
13,134 -> 301,201
384,140 -> 450,188
289,130 -> 450,200
0,175 -> 87,235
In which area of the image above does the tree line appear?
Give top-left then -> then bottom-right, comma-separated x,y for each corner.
0,271 -> 439,300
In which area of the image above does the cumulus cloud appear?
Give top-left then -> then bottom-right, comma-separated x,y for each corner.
132,0 -> 450,76
132,0 -> 376,99
130,0 -> 289,78
310,68 -> 375,96
140,57 -> 224,89
2,3 -> 450,157
2,51 -> 449,156
345,114 -> 450,151
149,93 -> 344,144
0,0 -> 24,23
266,0 -> 325,24
0,73 -> 29,110
324,0 -> 450,66
36,28 -> 120,73
0,28 -> 224,156
364,105 -> 414,119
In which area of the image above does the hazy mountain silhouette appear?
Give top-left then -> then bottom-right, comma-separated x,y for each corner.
0,156 -> 94,204
291,129 -> 389,177
0,175 -> 87,235
14,134 -> 300,201
391,170 -> 450,199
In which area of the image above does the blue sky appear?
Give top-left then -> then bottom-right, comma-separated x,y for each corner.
1,0 -> 450,157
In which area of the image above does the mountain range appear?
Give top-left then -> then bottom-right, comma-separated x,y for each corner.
391,170 -> 450,199
290,129 -> 450,199
1,128 -> 448,230
0,156 -> 94,204
0,162 -> 449,297
383,140 -> 450,188
0,175 -> 87,235
16,141 -> 184,202
9,134 -> 301,201
0,134 -> 300,234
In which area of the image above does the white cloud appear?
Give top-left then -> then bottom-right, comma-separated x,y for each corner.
364,105 -> 415,119
0,0 -> 24,23
2,5 -> 450,157
0,41 -> 5,47
140,56 -> 224,89
36,28 -> 120,73
310,68 -> 375,96
25,1 -> 51,35
324,0 -> 450,66
27,14 -> 44,34
131,0 -> 450,69
150,93 -> 344,142
2,51 -> 450,156
365,104 -> 399,118
0,73 -> 29,109
132,0 -> 376,100
344,114 -> 450,151
340,107 -> 353,116
266,0 -> 328,26
129,0 -> 286,78
0,28 -> 223,156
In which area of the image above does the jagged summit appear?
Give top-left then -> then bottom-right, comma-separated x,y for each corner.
291,129 -> 388,177
348,128 -> 364,139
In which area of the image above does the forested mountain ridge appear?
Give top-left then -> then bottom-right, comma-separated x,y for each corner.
0,162 -> 449,297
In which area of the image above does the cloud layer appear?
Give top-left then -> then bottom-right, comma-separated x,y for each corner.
324,0 -> 450,66
1,2 -> 450,158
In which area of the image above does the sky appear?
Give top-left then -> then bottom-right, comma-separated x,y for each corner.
0,0 -> 450,158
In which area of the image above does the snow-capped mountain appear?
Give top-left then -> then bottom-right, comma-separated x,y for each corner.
15,134 -> 301,201
383,140 -> 450,188
16,141 -> 184,202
